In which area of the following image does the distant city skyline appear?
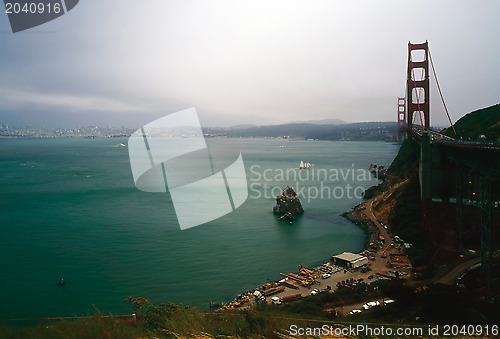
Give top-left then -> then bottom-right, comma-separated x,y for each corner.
1,1 -> 499,128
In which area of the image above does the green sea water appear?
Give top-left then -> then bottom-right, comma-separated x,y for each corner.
0,138 -> 398,320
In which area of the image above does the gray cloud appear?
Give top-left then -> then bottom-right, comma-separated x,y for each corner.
0,0 -> 499,128
0,88 -> 150,113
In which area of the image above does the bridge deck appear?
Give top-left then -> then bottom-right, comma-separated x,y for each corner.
407,127 -> 500,150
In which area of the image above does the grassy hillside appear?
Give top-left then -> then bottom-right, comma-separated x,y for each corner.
371,139 -> 433,267
387,139 -> 420,180
444,103 -> 500,140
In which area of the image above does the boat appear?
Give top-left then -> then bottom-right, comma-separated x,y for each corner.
299,160 -> 311,169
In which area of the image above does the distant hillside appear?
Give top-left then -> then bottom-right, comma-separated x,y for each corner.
444,103 -> 500,140
205,122 -> 397,141
289,118 -> 346,125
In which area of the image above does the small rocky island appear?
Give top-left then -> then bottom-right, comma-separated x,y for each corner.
273,186 -> 304,221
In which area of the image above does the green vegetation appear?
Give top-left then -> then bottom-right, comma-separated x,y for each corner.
388,179 -> 433,267
387,138 -> 419,180
362,138 -> 420,199
3,280 -> 497,338
380,139 -> 433,266
0,312 -> 146,339
0,284 -> 379,338
443,103 -> 500,140
121,297 -> 282,338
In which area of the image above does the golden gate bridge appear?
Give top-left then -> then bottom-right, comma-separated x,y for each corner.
396,41 -> 499,290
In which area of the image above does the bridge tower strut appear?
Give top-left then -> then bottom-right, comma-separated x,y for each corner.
407,41 -> 430,132
397,97 -> 406,143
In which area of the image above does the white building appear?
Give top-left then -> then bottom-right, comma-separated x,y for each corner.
332,252 -> 368,269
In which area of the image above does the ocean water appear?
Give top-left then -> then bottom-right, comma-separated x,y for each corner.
0,138 -> 398,319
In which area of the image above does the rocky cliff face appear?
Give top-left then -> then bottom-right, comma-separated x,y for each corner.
273,186 -> 304,221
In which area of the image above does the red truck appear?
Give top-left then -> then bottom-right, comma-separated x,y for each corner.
281,294 -> 303,302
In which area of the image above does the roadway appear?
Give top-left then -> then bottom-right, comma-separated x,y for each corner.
434,257 -> 481,285
410,127 -> 500,150
364,179 -> 409,246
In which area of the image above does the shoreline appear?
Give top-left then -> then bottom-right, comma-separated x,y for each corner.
341,206 -> 381,250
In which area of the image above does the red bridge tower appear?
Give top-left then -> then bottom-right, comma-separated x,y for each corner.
406,41 -> 430,131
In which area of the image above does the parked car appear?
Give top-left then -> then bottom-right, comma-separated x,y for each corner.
362,301 -> 380,310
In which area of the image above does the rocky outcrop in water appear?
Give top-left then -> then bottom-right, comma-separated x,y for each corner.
273,186 -> 304,221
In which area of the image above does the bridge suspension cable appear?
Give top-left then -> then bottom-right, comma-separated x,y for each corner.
428,47 -> 457,135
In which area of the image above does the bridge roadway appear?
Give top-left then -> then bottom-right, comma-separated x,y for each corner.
409,127 -> 500,150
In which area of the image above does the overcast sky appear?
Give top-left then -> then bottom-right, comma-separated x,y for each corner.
0,0 -> 499,128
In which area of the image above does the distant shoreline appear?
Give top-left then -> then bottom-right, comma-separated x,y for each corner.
0,135 -> 396,143
0,121 -> 399,142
